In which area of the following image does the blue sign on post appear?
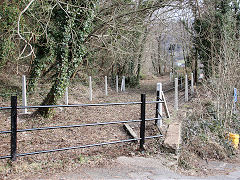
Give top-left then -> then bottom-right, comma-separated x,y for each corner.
234,88 -> 237,103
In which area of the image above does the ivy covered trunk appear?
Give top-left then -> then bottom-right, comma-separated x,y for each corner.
28,1 -> 96,117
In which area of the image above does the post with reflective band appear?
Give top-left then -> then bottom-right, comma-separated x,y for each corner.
11,96 -> 17,161
140,94 -> 146,151
155,83 -> 162,126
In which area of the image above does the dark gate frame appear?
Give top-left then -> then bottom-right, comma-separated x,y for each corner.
0,94 -> 164,161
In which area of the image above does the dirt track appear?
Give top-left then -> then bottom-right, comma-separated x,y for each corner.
0,75 -> 239,179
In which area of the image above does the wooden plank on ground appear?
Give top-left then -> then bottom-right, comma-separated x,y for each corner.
123,124 -> 138,141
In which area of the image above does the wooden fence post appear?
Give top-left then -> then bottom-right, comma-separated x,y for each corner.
170,72 -> 173,82
185,74 -> 188,102
22,75 -> 27,114
123,76 -> 126,92
116,75 -> 118,93
191,72 -> 194,94
156,83 -> 163,127
121,76 -> 126,92
175,78 -> 178,110
89,76 -> 93,101
65,87 -> 69,105
105,76 -> 108,96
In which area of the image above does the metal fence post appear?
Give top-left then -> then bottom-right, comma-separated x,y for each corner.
140,94 -> 146,151
22,75 -> 27,114
11,96 -> 17,161
155,83 -> 162,127
185,74 -> 188,102
175,78 -> 178,110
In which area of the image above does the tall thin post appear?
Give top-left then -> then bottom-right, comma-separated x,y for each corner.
65,87 -> 69,105
116,75 -> 119,93
140,94 -> 146,151
22,75 -> 27,114
89,76 -> 93,101
121,76 -> 125,92
174,78 -> 178,111
105,76 -> 108,96
185,74 -> 188,102
191,72 -> 194,94
155,83 -> 163,127
11,96 -> 17,161
170,72 -> 173,82
123,76 -> 126,92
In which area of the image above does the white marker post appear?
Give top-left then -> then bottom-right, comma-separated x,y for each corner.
105,76 -> 108,96
170,72 -> 173,82
175,78 -> 178,111
156,83 -> 163,127
22,75 -> 27,114
191,72 -> 194,94
185,74 -> 188,102
65,86 -> 69,105
116,75 -> 119,93
121,76 -> 126,92
89,76 -> 93,101
123,76 -> 126,92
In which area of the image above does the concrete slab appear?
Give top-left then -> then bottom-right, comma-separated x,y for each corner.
163,122 -> 182,152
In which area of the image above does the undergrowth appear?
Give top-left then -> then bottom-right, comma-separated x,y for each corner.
179,88 -> 239,170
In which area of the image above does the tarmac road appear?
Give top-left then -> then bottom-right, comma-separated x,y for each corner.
47,156 -> 240,180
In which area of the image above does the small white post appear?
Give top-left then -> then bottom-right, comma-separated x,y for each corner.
121,76 -> 126,92
185,74 -> 188,102
89,76 -> 93,101
191,72 -> 194,94
22,75 -> 27,114
156,83 -> 163,126
65,86 -> 68,105
170,72 -> 173,82
175,78 -> 178,111
123,76 -> 126,92
121,78 -> 123,91
105,76 -> 108,96
116,75 -> 119,93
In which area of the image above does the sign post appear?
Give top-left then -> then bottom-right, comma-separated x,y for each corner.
233,88 -> 237,114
